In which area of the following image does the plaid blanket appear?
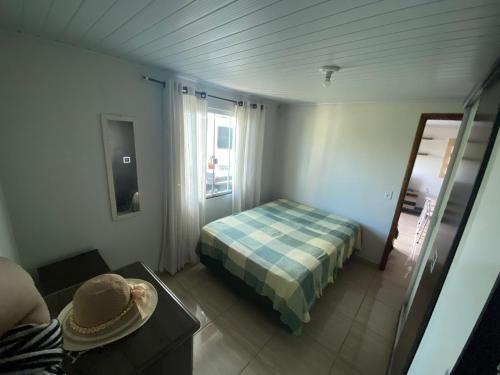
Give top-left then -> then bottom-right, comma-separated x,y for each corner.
197,199 -> 362,334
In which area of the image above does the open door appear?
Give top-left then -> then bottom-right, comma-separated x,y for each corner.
379,113 -> 462,270
389,63 -> 500,374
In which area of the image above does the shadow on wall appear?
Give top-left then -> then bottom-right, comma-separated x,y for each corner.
0,184 -> 20,262
302,105 -> 341,202
275,104 -> 396,264
272,102 -> 463,264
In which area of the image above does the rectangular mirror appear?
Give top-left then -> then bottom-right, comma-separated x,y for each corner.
101,114 -> 141,220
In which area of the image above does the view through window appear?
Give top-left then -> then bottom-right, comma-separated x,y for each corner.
206,110 -> 235,197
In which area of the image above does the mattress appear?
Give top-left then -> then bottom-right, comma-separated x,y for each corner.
196,198 -> 362,334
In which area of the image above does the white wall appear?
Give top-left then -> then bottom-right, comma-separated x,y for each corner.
409,123 -> 460,207
272,102 -> 462,264
0,33 -> 165,270
408,123 -> 500,375
0,32 -> 279,270
0,184 -> 19,262
261,103 -> 279,204
205,194 -> 232,224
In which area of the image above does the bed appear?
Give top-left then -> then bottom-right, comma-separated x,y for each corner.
196,198 -> 362,334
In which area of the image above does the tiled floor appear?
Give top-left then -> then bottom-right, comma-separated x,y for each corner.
391,212 -> 422,283
158,251 -> 411,375
394,212 -> 421,258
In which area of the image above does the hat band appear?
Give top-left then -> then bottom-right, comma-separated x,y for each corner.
69,297 -> 135,335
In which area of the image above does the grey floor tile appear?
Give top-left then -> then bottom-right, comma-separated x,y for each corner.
193,322 -> 254,375
367,278 -> 407,310
215,300 -> 279,356
190,276 -> 238,316
321,279 -> 367,318
172,255 -> 408,375
243,330 -> 336,375
355,296 -> 399,341
330,357 -> 365,375
304,302 -> 353,354
175,262 -> 216,291
339,321 -> 392,375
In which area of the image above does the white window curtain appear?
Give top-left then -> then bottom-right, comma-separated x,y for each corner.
161,82 -> 207,274
232,103 -> 266,213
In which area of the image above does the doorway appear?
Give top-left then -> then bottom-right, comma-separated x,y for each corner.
380,114 -> 463,271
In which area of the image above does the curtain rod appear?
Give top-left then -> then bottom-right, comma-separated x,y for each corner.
142,75 -> 166,88
142,75 -> 237,104
200,92 -> 238,105
181,85 -> 242,106
142,75 -> 258,108
191,89 -> 240,106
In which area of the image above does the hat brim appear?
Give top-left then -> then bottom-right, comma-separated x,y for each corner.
58,278 -> 158,352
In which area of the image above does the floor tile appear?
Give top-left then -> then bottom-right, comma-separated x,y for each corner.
157,270 -> 173,284
190,276 -> 238,316
168,281 -> 214,330
240,357 -> 277,375
377,261 -> 414,290
158,272 -> 185,293
355,296 -> 399,341
339,321 -> 392,375
158,270 -> 220,330
329,357 -> 364,375
172,253 -> 409,375
394,212 -> 422,260
193,322 -> 254,375
321,279 -> 367,318
381,259 -> 413,279
215,300 -> 279,356
336,258 -> 377,291
304,302 -> 353,354
385,248 -> 411,266
367,278 -> 407,310
175,262 -> 215,291
244,330 -> 336,375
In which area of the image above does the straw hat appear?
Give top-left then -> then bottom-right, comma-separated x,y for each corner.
58,274 -> 157,352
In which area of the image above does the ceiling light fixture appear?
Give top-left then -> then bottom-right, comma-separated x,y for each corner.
320,65 -> 341,88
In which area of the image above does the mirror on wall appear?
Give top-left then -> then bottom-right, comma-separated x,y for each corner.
101,114 -> 141,220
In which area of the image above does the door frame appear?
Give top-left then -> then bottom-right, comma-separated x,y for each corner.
379,113 -> 463,270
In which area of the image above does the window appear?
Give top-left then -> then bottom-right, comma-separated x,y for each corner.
206,110 -> 235,198
217,126 -> 233,149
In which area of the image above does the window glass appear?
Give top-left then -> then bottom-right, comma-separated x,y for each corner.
217,126 -> 233,149
206,111 -> 235,197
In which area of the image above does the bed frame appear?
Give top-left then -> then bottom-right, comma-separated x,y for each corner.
198,253 -> 288,331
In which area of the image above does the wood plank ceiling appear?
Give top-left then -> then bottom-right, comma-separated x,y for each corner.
1,0 -> 499,102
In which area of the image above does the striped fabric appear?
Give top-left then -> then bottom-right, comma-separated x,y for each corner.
197,199 -> 362,334
0,319 -> 65,374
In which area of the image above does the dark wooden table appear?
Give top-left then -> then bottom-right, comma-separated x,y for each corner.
44,262 -> 200,374
37,249 -> 110,296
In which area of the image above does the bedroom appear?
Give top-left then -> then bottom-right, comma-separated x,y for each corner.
0,1 -> 499,374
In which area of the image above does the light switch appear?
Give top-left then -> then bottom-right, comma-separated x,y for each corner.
123,156 -> 131,164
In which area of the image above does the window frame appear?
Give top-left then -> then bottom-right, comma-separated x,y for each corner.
206,106 -> 236,199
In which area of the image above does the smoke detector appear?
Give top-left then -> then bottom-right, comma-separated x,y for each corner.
320,65 -> 341,87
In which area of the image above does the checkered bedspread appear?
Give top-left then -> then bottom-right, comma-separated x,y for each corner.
196,199 -> 362,334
